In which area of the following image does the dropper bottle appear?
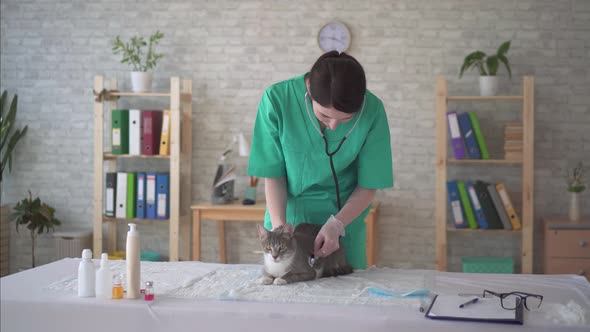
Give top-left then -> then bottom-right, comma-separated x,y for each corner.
95,253 -> 113,299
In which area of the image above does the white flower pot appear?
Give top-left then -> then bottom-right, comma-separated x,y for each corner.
479,76 -> 499,96
569,192 -> 581,223
130,71 -> 153,93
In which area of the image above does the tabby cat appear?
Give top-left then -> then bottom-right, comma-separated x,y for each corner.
256,223 -> 353,285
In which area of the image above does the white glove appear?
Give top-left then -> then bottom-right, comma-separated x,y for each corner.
314,215 -> 345,258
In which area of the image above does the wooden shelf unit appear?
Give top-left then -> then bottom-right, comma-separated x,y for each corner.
447,159 -> 522,164
434,76 -> 535,274
103,153 -> 171,160
92,76 -> 193,261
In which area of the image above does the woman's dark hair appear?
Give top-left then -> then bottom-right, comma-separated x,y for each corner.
307,51 -> 366,114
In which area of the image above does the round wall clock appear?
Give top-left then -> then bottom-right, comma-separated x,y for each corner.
317,21 -> 351,53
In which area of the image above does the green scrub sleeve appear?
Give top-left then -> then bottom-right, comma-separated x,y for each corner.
247,91 -> 286,178
357,103 -> 394,189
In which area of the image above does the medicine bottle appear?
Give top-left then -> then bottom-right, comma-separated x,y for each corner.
144,281 -> 154,301
112,274 -> 124,299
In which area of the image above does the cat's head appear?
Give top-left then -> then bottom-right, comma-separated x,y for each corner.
256,223 -> 295,262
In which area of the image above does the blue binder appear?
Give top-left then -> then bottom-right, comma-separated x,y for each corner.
136,173 -> 146,219
146,173 -> 157,219
447,181 -> 467,228
465,181 -> 489,229
156,173 -> 169,220
457,113 -> 481,159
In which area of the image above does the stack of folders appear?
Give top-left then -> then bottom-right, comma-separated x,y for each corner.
504,122 -> 523,161
105,172 -> 170,220
111,109 -> 172,156
447,111 -> 489,160
446,180 -> 521,230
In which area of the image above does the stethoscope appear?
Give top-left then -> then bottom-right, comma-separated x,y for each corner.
304,92 -> 365,210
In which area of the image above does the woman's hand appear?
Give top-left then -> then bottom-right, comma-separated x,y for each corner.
314,215 -> 345,257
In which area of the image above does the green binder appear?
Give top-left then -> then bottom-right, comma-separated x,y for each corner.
126,172 -> 136,219
112,109 -> 129,154
468,112 -> 489,160
457,181 -> 478,229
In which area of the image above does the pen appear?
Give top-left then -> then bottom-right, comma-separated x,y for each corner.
459,297 -> 479,308
419,292 -> 435,313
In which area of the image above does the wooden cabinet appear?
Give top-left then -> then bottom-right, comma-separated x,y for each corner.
543,217 -> 590,280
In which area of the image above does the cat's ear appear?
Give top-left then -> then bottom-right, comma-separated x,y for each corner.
256,223 -> 269,240
281,223 -> 294,238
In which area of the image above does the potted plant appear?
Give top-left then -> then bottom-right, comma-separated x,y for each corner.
459,40 -> 512,96
564,162 -> 587,222
1,90 -> 28,185
112,31 -> 164,93
1,90 -> 28,276
11,191 -> 61,268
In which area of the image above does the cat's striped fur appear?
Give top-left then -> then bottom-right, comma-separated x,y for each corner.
256,223 -> 353,285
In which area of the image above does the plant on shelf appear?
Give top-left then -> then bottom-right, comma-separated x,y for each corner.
1,90 -> 28,185
565,162 -> 587,193
564,162 -> 587,222
112,30 -> 165,93
459,40 -> 512,96
11,191 -> 61,268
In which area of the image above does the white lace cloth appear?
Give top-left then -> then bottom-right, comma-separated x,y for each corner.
45,260 -> 430,307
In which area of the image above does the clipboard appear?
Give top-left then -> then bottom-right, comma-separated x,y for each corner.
424,295 -> 523,325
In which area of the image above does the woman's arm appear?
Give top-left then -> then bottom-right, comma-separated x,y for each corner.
314,186 -> 376,257
264,177 -> 288,229
335,186 -> 377,226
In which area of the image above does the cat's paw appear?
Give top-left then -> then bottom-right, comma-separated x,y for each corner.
258,276 -> 275,285
273,277 -> 288,285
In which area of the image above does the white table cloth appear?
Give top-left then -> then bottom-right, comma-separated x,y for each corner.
1,258 -> 589,332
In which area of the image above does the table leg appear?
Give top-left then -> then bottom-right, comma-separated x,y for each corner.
218,220 -> 227,263
373,208 -> 379,267
192,211 -> 201,261
366,213 -> 375,267
107,221 -> 117,254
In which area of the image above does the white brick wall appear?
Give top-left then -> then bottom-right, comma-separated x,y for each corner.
1,0 -> 589,274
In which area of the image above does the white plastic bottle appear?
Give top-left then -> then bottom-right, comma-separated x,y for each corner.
126,223 -> 141,299
78,249 -> 95,297
95,253 -> 113,299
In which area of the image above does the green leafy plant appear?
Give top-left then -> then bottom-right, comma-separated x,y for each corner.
459,41 -> 512,78
564,162 -> 588,193
1,90 -> 28,183
112,31 -> 165,72
11,191 -> 61,268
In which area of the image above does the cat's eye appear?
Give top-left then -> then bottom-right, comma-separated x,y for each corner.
265,246 -> 271,251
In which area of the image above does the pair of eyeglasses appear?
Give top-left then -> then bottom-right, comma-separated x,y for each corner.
483,290 -> 543,311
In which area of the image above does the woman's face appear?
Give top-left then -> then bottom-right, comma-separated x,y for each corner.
311,99 -> 355,131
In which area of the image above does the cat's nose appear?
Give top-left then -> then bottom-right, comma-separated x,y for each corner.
272,255 -> 279,260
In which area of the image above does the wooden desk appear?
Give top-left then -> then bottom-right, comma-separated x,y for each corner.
191,201 -> 381,266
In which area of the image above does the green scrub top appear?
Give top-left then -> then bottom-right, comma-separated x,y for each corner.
247,74 -> 393,269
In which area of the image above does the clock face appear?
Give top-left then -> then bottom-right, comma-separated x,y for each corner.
318,22 -> 351,53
